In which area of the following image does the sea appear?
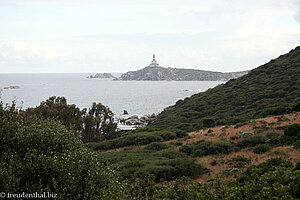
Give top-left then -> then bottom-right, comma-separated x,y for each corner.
0,73 -> 224,117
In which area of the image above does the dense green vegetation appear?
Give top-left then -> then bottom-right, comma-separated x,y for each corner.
99,149 -> 204,182
25,96 -> 117,142
0,103 -> 127,199
179,124 -> 300,158
179,140 -> 237,157
148,46 -> 300,133
88,129 -> 181,150
128,158 -> 300,200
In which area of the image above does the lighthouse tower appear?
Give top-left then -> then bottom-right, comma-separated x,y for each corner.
149,54 -> 159,67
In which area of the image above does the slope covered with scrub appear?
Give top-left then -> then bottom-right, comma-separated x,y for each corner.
150,47 -> 300,132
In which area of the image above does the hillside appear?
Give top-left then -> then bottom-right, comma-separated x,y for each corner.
149,46 -> 300,132
98,112 -> 300,183
116,66 -> 248,81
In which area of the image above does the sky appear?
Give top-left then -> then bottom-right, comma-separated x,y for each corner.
0,0 -> 300,73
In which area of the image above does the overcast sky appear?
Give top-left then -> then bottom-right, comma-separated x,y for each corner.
0,0 -> 300,73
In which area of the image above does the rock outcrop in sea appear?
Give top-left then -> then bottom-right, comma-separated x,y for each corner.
89,73 -> 116,78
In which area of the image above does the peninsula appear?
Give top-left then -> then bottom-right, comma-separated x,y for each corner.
115,54 -> 248,81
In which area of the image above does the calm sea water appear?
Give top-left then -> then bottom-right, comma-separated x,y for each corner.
0,73 -> 224,116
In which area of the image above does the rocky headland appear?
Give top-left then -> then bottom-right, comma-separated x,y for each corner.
115,66 -> 248,81
114,54 -> 248,81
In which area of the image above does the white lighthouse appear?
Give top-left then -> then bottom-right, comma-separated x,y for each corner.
149,54 -> 159,67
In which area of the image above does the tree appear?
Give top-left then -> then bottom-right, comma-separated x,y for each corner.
25,96 -> 84,137
82,102 -> 117,142
25,97 -> 118,142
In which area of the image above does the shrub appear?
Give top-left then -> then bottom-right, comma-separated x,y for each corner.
161,150 -> 186,159
227,117 -> 246,125
293,140 -> 300,149
216,119 -> 227,126
292,99 -> 300,111
158,131 -> 176,140
242,158 -> 293,177
283,124 -> 300,137
260,106 -> 291,117
175,140 -> 183,146
133,134 -> 164,145
237,135 -> 267,148
179,144 -> 194,155
252,144 -> 271,154
175,131 -> 188,138
265,131 -> 282,139
100,149 -> 203,182
180,140 -> 236,157
295,162 -> 300,170
202,117 -> 215,128
0,104 -> 127,199
267,150 -> 288,156
231,156 -> 252,163
144,142 -> 170,151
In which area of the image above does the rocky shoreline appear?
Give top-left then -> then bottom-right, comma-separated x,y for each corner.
3,85 -> 20,89
116,112 -> 157,130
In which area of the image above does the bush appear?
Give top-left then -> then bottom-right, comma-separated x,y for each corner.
265,131 -> 282,139
237,135 -> 267,148
231,155 -> 252,163
180,140 -> 236,157
175,131 -> 188,138
0,104 -> 127,199
179,144 -> 194,155
292,99 -> 300,111
283,124 -> 300,137
144,142 -> 170,151
241,158 -> 293,178
175,140 -> 183,146
293,140 -> 300,149
202,117 -> 215,128
260,106 -> 291,117
133,134 -> 164,145
100,149 -> 204,182
227,117 -> 246,125
252,144 -> 271,154
158,131 -> 176,140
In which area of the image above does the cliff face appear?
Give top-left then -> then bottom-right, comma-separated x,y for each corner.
116,66 -> 248,81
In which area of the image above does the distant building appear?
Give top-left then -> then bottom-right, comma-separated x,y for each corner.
149,54 -> 160,67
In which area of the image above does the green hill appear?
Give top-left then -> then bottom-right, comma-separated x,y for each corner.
149,46 -> 300,132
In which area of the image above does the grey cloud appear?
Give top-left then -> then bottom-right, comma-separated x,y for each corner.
78,32 -> 225,46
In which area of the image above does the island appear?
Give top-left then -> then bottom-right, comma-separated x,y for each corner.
89,73 -> 116,79
114,54 -> 248,81
3,85 -> 20,89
